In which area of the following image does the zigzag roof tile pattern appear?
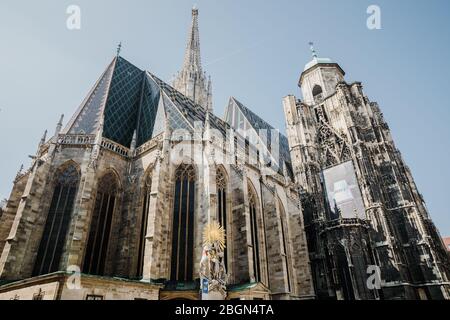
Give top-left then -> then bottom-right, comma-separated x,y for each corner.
63,56 -> 291,178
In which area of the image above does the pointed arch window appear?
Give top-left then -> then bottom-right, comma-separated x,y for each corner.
170,165 -> 196,282
136,173 -> 152,278
216,167 -> 228,267
83,172 -> 119,276
33,164 -> 80,276
312,85 -> 323,104
248,184 -> 261,282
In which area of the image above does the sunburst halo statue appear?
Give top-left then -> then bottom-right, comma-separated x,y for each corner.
202,221 -> 226,252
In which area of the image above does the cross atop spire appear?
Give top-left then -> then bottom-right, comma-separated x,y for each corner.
309,42 -> 318,59
117,42 -> 122,57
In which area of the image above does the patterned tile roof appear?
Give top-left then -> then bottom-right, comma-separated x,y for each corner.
62,56 -> 292,180
64,56 -> 230,148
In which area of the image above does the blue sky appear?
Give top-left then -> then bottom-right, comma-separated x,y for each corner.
0,0 -> 449,235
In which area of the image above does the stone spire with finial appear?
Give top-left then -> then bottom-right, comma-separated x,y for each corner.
55,114 -> 64,136
40,130 -> 48,147
173,7 -> 213,111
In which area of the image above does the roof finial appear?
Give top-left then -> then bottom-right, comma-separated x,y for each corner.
117,42 -> 122,57
15,164 -> 24,180
309,42 -> 318,59
54,114 -> 64,137
40,130 -> 48,146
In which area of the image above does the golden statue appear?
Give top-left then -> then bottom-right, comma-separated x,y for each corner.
200,221 -> 227,300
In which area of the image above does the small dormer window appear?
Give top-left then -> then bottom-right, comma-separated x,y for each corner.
312,85 -> 323,104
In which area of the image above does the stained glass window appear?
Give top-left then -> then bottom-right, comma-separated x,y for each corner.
248,183 -> 261,282
83,172 -> 119,276
33,164 -> 80,276
170,165 -> 196,282
136,173 -> 152,278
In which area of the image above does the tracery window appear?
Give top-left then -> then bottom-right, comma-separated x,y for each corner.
83,172 -> 119,276
136,173 -> 152,278
33,164 -> 80,276
170,165 -> 196,282
248,183 -> 261,282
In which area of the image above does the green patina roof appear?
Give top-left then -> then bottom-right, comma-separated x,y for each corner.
304,57 -> 334,71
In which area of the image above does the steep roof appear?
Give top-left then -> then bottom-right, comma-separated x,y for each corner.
225,97 -> 293,178
62,56 -> 292,179
63,56 -> 229,148
181,8 -> 203,75
148,72 -> 229,136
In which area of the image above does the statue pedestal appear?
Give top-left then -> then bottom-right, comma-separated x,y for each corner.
200,278 -> 226,300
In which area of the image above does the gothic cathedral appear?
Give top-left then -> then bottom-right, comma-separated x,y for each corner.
0,9 -> 448,300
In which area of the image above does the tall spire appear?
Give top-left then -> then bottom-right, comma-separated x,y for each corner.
182,7 -> 202,74
54,114 -> 64,137
173,7 -> 213,111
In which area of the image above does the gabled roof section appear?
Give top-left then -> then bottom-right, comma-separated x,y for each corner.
136,73 -> 161,145
64,57 -> 167,148
147,72 -> 229,136
64,55 -> 233,150
226,97 -> 293,177
64,58 -> 117,135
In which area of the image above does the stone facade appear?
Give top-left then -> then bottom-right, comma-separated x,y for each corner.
0,272 -> 161,300
283,53 -> 450,300
0,9 -> 314,300
1,10 -> 448,302
0,95 -> 313,300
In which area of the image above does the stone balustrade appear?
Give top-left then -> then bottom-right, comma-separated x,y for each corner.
59,134 -> 96,146
101,138 -> 130,157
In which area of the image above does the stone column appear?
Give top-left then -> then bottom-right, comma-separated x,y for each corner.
65,165 -> 97,270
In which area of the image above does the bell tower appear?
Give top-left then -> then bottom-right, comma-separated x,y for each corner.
284,45 -> 450,300
299,43 -> 345,105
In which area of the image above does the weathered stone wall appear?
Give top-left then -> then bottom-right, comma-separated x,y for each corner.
285,60 -> 450,299
285,196 -> 314,299
0,273 -> 161,300
229,165 -> 249,284
0,174 -> 28,256
0,279 -> 60,300
0,124 -> 315,300
260,183 -> 285,296
0,158 -> 54,279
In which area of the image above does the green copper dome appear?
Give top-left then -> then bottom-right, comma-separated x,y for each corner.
304,57 -> 334,71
